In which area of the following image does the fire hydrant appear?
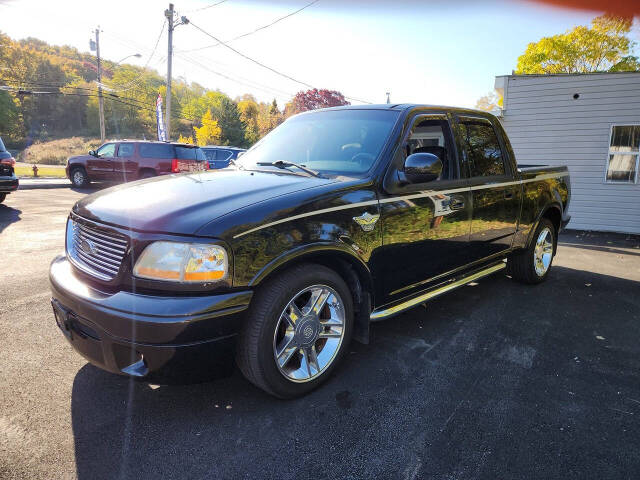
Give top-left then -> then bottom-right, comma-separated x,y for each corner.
32,164 -> 38,177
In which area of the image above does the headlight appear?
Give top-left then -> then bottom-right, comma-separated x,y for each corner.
133,241 -> 228,283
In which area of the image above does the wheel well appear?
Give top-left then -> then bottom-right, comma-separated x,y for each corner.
138,167 -> 157,177
69,164 -> 86,173
254,252 -> 374,344
541,206 -> 561,252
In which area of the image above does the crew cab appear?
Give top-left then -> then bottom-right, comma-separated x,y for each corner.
50,105 -> 570,398
0,136 -> 19,203
66,141 -> 208,187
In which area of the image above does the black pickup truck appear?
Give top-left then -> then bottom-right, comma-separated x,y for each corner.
50,105 -> 570,398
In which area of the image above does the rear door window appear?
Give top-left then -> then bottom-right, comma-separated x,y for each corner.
139,143 -> 174,158
459,120 -> 506,177
216,149 -> 233,161
116,143 -> 135,157
175,146 -> 206,161
203,149 -> 217,161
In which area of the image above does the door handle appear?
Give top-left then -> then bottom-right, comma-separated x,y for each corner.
450,197 -> 465,210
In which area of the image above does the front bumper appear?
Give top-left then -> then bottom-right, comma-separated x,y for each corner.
0,174 -> 19,193
49,255 -> 252,380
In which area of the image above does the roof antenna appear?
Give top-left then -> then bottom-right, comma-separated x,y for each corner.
386,92 -> 391,104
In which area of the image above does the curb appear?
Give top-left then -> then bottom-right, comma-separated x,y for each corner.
18,181 -> 71,190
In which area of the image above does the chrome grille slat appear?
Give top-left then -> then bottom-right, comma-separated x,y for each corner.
75,222 -> 127,242
73,234 -> 125,255
75,249 -> 120,273
74,228 -> 127,251
72,237 -> 121,269
67,219 -> 128,281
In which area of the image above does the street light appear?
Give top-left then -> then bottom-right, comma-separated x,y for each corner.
115,53 -> 142,65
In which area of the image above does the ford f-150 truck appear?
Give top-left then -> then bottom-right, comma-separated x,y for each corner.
50,105 -> 570,398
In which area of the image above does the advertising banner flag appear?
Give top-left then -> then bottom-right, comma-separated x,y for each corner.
156,94 -> 167,142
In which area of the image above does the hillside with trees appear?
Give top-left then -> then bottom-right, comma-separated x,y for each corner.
0,32 -> 349,152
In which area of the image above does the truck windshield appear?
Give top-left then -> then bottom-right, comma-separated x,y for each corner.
237,109 -> 400,176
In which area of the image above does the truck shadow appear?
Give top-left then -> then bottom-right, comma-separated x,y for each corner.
0,204 -> 21,233
70,265 -> 640,480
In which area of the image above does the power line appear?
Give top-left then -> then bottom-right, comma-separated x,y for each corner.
187,20 -> 372,104
101,20 -> 167,93
0,85 -> 198,122
185,0 -> 231,13
174,52 -> 295,100
179,0 -> 319,53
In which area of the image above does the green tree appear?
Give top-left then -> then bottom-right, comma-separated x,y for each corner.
516,15 -> 639,74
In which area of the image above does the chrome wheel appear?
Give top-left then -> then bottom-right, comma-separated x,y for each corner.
73,170 -> 85,186
533,227 -> 553,276
273,285 -> 346,383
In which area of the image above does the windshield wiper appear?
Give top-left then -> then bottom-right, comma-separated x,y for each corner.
256,160 -> 323,178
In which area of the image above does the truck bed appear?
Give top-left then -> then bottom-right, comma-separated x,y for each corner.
517,164 -> 569,181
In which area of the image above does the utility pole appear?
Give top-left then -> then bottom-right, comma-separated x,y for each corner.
94,27 -> 105,143
386,92 -> 391,104
165,3 -> 174,141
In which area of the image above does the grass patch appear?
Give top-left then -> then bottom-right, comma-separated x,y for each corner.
15,166 -> 67,178
17,137 -> 101,165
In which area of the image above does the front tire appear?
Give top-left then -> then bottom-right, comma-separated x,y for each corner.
236,263 -> 354,398
508,218 -> 555,284
70,167 -> 89,188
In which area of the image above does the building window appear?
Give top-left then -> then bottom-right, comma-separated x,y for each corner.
606,125 -> 639,183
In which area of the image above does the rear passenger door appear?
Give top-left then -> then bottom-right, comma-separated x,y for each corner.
455,116 -> 520,260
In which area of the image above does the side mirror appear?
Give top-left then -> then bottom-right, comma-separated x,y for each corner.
399,152 -> 443,184
237,151 -> 245,158
88,150 -> 96,157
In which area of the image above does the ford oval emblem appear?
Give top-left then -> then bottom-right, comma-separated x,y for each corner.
80,238 -> 99,256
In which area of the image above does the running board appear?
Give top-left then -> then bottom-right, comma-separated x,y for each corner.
370,262 -> 506,321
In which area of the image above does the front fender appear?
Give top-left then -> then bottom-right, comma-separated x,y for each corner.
247,240 -> 373,287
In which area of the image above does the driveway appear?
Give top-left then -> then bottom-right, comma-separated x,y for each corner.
1,188 -> 639,479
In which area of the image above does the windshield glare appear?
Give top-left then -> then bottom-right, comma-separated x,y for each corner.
237,109 -> 399,176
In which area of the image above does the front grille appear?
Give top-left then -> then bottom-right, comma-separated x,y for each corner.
67,219 -> 128,281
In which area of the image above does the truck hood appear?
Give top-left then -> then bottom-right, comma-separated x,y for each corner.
73,169 -> 337,235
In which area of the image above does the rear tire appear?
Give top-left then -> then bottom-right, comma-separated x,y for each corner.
0,193 -> 6,204
236,263 -> 354,398
508,217 -> 555,284
70,167 -> 89,188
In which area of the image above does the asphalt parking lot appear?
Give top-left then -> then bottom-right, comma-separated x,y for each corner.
1,188 -> 639,480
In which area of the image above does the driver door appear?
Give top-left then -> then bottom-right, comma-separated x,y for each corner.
87,143 -> 115,179
374,114 -> 472,305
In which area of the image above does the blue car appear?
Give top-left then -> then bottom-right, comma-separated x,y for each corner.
202,146 -> 246,169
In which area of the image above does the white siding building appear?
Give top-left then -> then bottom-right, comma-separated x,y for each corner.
495,72 -> 640,234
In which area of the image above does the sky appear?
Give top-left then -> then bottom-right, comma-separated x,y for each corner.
0,0 -> 631,108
